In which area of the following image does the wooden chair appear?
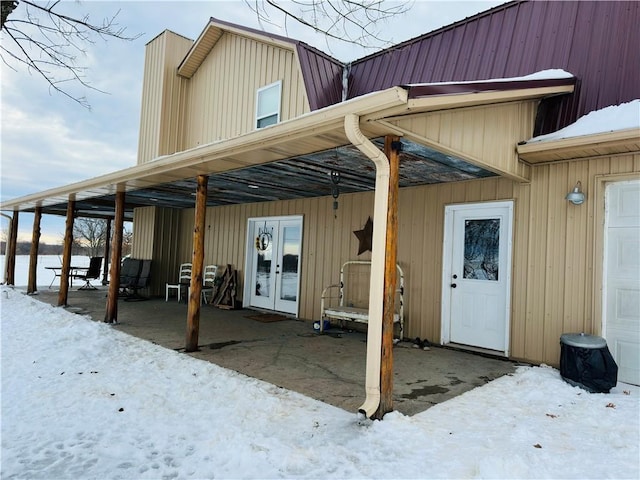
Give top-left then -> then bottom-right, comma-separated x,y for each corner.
73,256 -> 103,290
200,265 -> 218,305
165,263 -> 192,302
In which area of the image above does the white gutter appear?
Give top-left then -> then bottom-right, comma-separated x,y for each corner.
344,113 -> 389,418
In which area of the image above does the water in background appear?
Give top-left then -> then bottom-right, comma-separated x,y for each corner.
0,255 -> 96,288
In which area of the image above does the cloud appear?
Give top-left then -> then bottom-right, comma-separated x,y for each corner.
1,102 -> 136,200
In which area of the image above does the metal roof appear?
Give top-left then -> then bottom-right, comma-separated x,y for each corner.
347,0 -> 640,135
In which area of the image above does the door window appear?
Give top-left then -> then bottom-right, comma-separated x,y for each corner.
463,219 -> 500,281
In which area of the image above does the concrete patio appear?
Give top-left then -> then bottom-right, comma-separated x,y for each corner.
32,286 -> 519,416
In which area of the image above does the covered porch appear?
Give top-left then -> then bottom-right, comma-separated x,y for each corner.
31,286 -> 517,416
1,75 -> 574,418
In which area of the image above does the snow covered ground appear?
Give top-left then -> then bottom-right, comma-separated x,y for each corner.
0,255 -> 93,288
1,286 -> 638,479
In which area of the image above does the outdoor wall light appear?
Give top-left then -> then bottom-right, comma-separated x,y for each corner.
566,181 -> 586,205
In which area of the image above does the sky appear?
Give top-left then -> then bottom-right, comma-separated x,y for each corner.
0,0 -> 506,244
1,284 -> 639,479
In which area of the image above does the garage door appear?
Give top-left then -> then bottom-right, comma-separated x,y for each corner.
605,180 -> 640,386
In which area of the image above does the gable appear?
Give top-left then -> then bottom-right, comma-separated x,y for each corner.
181,30 -> 311,149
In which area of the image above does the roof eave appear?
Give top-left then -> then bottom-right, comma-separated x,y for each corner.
517,128 -> 640,164
0,87 -> 410,213
177,18 -> 298,78
362,83 -> 575,122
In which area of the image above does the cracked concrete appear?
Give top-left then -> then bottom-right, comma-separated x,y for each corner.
31,287 -> 519,416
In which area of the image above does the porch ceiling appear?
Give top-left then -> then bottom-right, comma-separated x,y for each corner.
29,137 -> 497,219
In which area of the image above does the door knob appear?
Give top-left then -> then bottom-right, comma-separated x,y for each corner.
451,283 -> 457,288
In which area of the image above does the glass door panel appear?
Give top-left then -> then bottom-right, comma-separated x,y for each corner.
275,221 -> 301,313
247,216 -> 302,315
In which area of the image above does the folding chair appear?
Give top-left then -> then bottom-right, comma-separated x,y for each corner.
165,263 -> 192,302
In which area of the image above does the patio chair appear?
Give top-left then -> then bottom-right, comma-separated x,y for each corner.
166,263 -> 192,302
73,256 -> 103,290
124,260 -> 152,302
119,258 -> 142,297
200,265 -> 218,305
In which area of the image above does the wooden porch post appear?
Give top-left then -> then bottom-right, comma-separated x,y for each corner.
186,174 -> 208,352
27,206 -> 42,294
102,218 -> 111,285
6,211 -> 18,285
374,136 -> 400,419
105,192 -> 124,323
58,200 -> 75,306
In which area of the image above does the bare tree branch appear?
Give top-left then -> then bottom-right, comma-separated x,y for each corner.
246,0 -> 411,53
1,0 -> 141,109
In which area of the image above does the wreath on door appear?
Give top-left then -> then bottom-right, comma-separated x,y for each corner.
255,221 -> 273,251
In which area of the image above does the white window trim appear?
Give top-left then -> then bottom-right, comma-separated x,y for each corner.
256,80 -> 281,129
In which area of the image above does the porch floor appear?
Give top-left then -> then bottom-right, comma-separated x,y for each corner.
33,287 -> 519,416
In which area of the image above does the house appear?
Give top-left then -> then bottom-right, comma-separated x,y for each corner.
2,0 -> 639,405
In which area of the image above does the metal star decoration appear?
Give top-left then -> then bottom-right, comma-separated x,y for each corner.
353,216 -> 373,255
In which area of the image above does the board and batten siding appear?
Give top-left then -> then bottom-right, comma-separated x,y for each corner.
171,179 -> 521,349
137,31 -> 193,165
181,32 -> 310,149
519,154 -> 640,365
163,153 -> 639,367
390,101 -> 537,181
132,206 -> 182,297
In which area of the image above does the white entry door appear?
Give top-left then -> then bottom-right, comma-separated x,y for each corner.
604,180 -> 640,386
442,201 -> 513,354
245,216 -> 302,315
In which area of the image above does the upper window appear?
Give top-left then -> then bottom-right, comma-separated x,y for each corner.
256,81 -> 281,129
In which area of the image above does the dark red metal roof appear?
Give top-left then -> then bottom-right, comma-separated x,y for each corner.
347,1 -> 640,134
295,44 -> 343,111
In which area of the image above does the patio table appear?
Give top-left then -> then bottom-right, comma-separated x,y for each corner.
46,266 -> 89,289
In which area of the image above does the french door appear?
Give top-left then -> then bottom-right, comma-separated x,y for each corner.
442,201 -> 513,354
245,216 -> 302,315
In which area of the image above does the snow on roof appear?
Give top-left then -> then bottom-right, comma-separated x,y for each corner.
527,99 -> 640,143
406,69 -> 574,88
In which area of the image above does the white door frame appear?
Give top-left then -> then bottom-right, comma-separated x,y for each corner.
441,200 -> 513,356
243,215 -> 303,316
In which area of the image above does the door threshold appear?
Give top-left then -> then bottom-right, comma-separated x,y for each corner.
444,342 -> 509,359
247,307 -> 297,319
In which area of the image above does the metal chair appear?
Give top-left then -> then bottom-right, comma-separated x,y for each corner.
124,260 -> 152,302
120,258 -> 142,297
165,263 -> 192,302
73,256 -> 103,290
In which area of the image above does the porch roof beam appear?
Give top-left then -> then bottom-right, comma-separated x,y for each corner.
0,87 -> 409,214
